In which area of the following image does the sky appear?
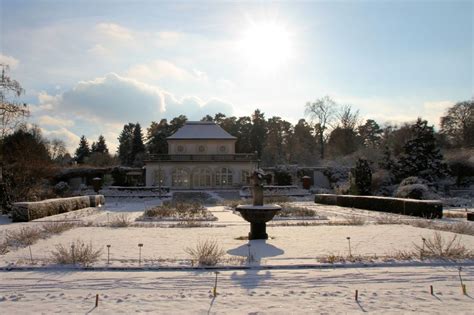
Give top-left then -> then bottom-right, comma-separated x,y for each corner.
0,0 -> 472,153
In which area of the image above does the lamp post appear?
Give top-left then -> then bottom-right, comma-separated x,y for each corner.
138,243 -> 143,266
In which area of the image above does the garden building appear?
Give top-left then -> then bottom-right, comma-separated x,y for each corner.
144,121 -> 258,189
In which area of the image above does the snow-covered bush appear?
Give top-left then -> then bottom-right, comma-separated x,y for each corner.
109,213 -> 131,227
5,227 -> 43,248
371,169 -> 395,196
50,239 -> 102,266
394,177 -> 435,200
413,232 -> 473,260
323,166 -> 350,192
54,181 -> 70,197
185,239 -> 225,266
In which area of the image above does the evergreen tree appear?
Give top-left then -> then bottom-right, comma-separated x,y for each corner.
92,135 -> 108,154
395,118 -> 447,182
289,119 -> 317,165
117,123 -> 135,165
261,116 -> 292,166
358,119 -> 382,148
250,109 -> 266,158
350,158 -> 372,195
75,135 -> 90,164
131,123 -> 146,166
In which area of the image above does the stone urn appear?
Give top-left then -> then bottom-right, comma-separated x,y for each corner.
236,169 -> 281,240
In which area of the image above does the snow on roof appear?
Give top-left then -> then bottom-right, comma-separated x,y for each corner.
167,121 -> 237,140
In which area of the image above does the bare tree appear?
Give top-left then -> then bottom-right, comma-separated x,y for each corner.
0,64 -> 29,139
336,104 -> 361,130
305,96 -> 337,159
48,138 -> 68,161
440,100 -> 473,148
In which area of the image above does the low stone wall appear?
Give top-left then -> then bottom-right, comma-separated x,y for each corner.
12,195 -> 105,222
315,194 -> 443,219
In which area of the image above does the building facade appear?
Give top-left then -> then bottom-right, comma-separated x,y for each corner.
144,121 -> 258,189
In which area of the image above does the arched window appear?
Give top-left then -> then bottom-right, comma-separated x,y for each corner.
192,168 -> 212,188
171,168 -> 189,188
215,167 -> 233,187
153,170 -> 166,186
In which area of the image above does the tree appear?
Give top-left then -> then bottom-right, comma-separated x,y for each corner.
305,96 -> 337,159
250,109 -> 266,158
147,119 -> 170,154
75,136 -> 91,164
358,119 -> 382,148
131,123 -> 146,166
288,119 -> 317,165
89,135 -> 113,166
235,116 -> 253,153
48,138 -> 68,161
395,118 -> 448,182
91,135 -> 109,154
350,158 -> 372,195
327,127 -> 359,157
2,125 -> 53,203
336,104 -> 360,130
440,100 -> 474,148
0,64 -> 29,139
117,123 -> 135,165
261,116 -> 292,166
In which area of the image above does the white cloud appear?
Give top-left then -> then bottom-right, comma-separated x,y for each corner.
96,23 -> 133,42
41,127 -> 81,153
33,73 -> 234,151
126,59 -> 203,82
335,95 -> 453,127
0,54 -> 19,69
37,115 -> 74,128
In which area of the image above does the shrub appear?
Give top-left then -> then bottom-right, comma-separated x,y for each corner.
185,239 -> 225,266
343,215 -> 366,225
50,239 -> 102,266
0,241 -> 9,255
414,232 -> 472,260
349,158 -> 372,195
277,204 -> 316,217
142,202 -> 213,220
109,213 -> 132,227
53,181 -> 70,197
41,222 -> 76,234
5,227 -> 43,247
375,214 -> 406,225
274,169 -> 292,186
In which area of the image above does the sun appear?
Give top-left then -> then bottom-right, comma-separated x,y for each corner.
238,20 -> 293,72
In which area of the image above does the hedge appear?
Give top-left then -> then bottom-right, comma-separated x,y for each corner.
314,194 -> 442,219
12,195 -> 105,222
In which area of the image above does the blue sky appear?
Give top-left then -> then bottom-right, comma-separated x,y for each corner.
1,0 -> 472,152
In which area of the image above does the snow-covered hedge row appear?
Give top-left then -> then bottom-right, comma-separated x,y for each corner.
314,194 -> 443,219
240,185 -> 309,197
12,195 -> 105,222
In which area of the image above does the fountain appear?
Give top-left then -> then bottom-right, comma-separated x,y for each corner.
236,169 -> 281,240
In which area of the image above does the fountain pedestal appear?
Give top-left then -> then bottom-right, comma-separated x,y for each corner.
236,205 -> 281,239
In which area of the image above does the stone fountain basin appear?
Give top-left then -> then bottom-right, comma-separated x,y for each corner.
235,204 -> 281,223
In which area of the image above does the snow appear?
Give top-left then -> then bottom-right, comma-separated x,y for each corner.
1,198 -> 474,313
0,267 -> 473,314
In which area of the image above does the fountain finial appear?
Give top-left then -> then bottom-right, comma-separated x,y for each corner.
250,168 -> 266,206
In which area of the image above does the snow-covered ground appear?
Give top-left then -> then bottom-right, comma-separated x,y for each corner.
1,196 -> 474,313
1,266 -> 473,314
